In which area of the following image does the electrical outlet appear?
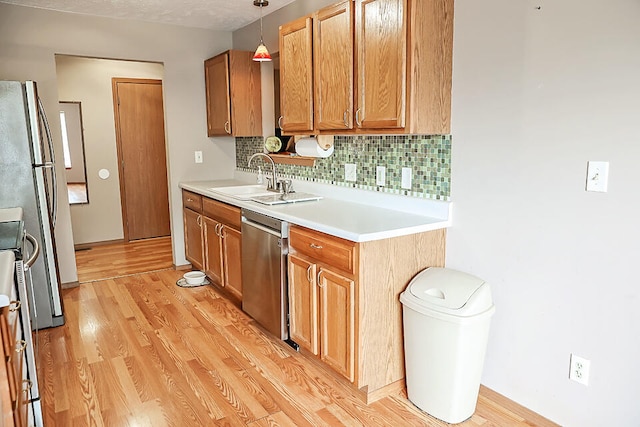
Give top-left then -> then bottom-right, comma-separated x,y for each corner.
401,167 -> 412,189
569,354 -> 590,386
376,166 -> 386,186
345,163 -> 357,182
585,161 -> 609,192
194,151 -> 203,164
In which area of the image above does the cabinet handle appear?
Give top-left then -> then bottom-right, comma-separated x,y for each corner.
214,223 -> 220,236
187,198 -> 194,202
23,379 -> 33,393
197,215 -> 202,227
306,265 -> 313,283
317,269 -> 324,288
9,300 -> 21,311
355,108 -> 362,127
224,120 -> 231,134
219,225 -> 225,239
343,110 -> 349,127
15,339 -> 27,353
278,116 -> 284,129
310,243 -> 323,249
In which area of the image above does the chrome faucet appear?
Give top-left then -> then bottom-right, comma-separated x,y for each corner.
248,153 -> 278,192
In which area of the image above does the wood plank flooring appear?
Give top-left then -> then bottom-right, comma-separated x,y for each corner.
34,240 -> 558,426
74,236 -> 174,283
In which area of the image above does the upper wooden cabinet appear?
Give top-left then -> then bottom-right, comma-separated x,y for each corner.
355,0 -> 407,130
279,0 -> 453,135
279,17 -> 314,133
204,50 -> 262,137
314,1 -> 354,130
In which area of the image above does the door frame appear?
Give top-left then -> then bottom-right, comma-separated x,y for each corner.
111,77 -> 169,242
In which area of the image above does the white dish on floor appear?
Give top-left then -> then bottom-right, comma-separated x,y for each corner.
183,271 -> 206,285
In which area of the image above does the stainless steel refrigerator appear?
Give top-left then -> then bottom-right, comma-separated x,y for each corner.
0,80 -> 65,330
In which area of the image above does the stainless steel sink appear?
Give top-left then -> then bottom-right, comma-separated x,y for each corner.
250,192 -> 322,205
208,185 -> 275,200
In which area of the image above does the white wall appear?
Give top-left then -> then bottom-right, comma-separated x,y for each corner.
448,0 -> 640,425
56,56 -> 165,244
0,3 -> 235,279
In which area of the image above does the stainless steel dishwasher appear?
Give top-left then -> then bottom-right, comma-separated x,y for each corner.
241,209 -> 295,345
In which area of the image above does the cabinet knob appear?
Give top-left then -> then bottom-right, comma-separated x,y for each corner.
9,300 -> 21,312
15,339 -> 27,353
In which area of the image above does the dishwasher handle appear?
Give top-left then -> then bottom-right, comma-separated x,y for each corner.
242,217 -> 282,238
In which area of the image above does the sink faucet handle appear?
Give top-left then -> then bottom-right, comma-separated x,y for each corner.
279,179 -> 293,194
265,176 -> 274,191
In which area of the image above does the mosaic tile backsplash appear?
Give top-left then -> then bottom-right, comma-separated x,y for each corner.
235,135 -> 451,201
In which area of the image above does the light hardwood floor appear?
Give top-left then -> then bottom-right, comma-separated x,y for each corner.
74,236 -> 174,283
34,240 -> 557,426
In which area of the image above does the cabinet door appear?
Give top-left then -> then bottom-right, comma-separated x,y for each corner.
228,51 -> 263,137
183,208 -> 204,271
203,217 -> 224,286
355,0 -> 407,129
288,254 -> 318,355
279,16 -> 314,133
205,53 -> 232,136
221,225 -> 242,299
314,1 -> 354,130
319,267 -> 355,382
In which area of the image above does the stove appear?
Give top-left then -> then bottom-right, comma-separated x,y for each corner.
0,220 -> 25,259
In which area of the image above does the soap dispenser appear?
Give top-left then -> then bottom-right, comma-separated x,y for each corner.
257,166 -> 263,184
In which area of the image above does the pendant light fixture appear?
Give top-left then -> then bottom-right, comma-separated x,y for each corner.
252,0 -> 272,62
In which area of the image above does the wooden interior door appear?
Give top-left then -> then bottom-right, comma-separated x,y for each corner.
355,0 -> 407,129
314,0 -> 354,130
113,78 -> 170,241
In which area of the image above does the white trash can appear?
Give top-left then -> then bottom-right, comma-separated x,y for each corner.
400,267 -> 495,424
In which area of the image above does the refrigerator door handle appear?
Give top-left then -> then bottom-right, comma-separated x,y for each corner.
24,233 -> 40,269
37,97 -> 57,228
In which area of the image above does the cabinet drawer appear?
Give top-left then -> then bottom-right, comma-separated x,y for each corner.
290,226 -> 356,275
182,191 -> 203,213
203,198 -> 241,229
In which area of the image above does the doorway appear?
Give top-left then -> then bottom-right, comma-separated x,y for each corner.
112,78 -> 171,241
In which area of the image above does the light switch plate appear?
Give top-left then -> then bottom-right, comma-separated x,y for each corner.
585,161 -> 609,192
345,163 -> 357,182
195,151 -> 203,164
376,166 -> 386,186
401,167 -> 412,189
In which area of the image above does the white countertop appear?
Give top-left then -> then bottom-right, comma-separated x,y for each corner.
0,250 -> 16,307
180,177 -> 451,242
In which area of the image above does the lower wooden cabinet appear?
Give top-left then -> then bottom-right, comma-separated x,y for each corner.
1,298 -> 30,427
288,224 -> 446,403
182,190 -> 242,300
289,254 -> 355,382
183,207 -> 204,272
203,217 -> 242,299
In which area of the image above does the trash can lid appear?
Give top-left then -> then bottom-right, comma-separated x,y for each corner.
401,267 -> 494,317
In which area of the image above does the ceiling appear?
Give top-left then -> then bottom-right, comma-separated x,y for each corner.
0,0 -> 297,31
